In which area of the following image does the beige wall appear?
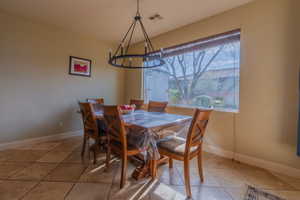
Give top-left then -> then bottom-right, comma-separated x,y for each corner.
1,0 -> 299,170
125,0 -> 300,169
0,11 -> 125,143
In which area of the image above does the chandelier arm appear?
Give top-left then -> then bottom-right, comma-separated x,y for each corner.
108,0 -> 165,69
138,19 -> 152,48
114,20 -> 136,56
136,0 -> 140,16
124,20 -> 137,55
138,24 -> 153,55
138,20 -> 151,51
138,19 -> 155,52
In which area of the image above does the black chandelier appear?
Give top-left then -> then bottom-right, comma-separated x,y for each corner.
108,0 -> 165,69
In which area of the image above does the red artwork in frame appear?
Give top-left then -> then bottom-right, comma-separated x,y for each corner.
69,56 -> 92,77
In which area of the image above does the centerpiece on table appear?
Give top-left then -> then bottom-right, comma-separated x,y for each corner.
120,104 -> 136,114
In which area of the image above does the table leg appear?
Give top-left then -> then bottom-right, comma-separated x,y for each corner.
132,162 -> 151,180
131,155 -> 169,180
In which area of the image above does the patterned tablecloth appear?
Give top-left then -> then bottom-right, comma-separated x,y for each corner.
95,110 -> 192,160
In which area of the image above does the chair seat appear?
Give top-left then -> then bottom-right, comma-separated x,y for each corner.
157,136 -> 197,156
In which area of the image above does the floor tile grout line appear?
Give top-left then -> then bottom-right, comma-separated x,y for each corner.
0,178 -> 75,183
174,165 -> 185,186
18,155 -> 71,200
40,158 -> 68,182
2,148 -> 59,163
59,143 -> 85,164
3,153 -> 82,182
63,183 -> 76,200
41,147 -> 91,183
1,139 -> 81,199
218,186 -> 236,200
107,163 -> 120,200
1,139 -> 84,200
63,160 -> 91,200
0,167 -> 299,191
40,142 -> 90,182
18,179 -> 42,200
1,164 -> 89,183
267,171 -> 298,191
2,137 -> 300,199
106,175 -> 115,200
37,151 -> 74,163
1,176 -> 299,192
0,148 -> 78,164
2,163 -> 34,180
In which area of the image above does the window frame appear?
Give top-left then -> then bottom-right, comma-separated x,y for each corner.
142,29 -> 241,113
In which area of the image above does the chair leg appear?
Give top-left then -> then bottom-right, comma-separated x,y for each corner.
169,158 -> 173,168
183,158 -> 192,198
99,136 -> 107,152
105,140 -> 111,170
93,148 -> 97,165
81,135 -> 87,158
87,138 -> 91,160
197,151 -> 204,182
120,153 -> 127,189
93,139 -> 100,164
149,159 -> 153,177
151,159 -> 157,179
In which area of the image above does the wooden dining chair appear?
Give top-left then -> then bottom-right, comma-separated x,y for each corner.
130,99 -> 144,110
156,109 -> 212,198
87,98 -> 104,111
148,101 -> 168,112
103,105 -> 145,188
79,102 -> 106,164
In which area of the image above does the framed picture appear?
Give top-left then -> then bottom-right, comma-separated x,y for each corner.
69,56 -> 92,77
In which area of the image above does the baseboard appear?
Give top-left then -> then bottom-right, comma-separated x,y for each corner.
203,144 -> 300,179
235,153 -> 300,179
1,131 -> 299,178
0,130 -> 83,151
203,143 -> 234,159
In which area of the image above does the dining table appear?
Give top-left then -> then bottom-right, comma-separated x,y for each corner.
94,109 -> 193,180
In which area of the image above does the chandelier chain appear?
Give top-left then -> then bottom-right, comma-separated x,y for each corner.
136,0 -> 140,15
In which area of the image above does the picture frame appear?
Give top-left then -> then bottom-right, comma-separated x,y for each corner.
69,56 -> 92,77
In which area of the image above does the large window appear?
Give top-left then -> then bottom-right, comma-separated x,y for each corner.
144,30 -> 240,112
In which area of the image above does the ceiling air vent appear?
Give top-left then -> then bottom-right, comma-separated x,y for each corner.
149,14 -> 163,21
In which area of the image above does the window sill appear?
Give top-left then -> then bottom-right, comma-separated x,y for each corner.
167,104 -> 239,114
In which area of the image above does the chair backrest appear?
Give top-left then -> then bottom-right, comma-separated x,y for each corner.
86,98 -> 104,104
87,98 -> 104,111
184,109 -> 212,155
130,99 -> 144,110
103,106 -> 127,150
79,102 -> 98,137
148,101 -> 168,112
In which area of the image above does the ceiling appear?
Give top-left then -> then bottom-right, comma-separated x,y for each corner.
0,0 -> 253,44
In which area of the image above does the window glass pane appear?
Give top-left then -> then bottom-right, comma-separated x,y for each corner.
144,32 -> 240,112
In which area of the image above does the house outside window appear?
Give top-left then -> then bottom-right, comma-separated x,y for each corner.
144,30 -> 240,112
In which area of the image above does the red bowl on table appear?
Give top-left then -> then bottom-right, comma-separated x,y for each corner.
120,105 -> 136,114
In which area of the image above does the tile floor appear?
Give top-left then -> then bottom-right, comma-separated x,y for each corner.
0,136 -> 299,200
